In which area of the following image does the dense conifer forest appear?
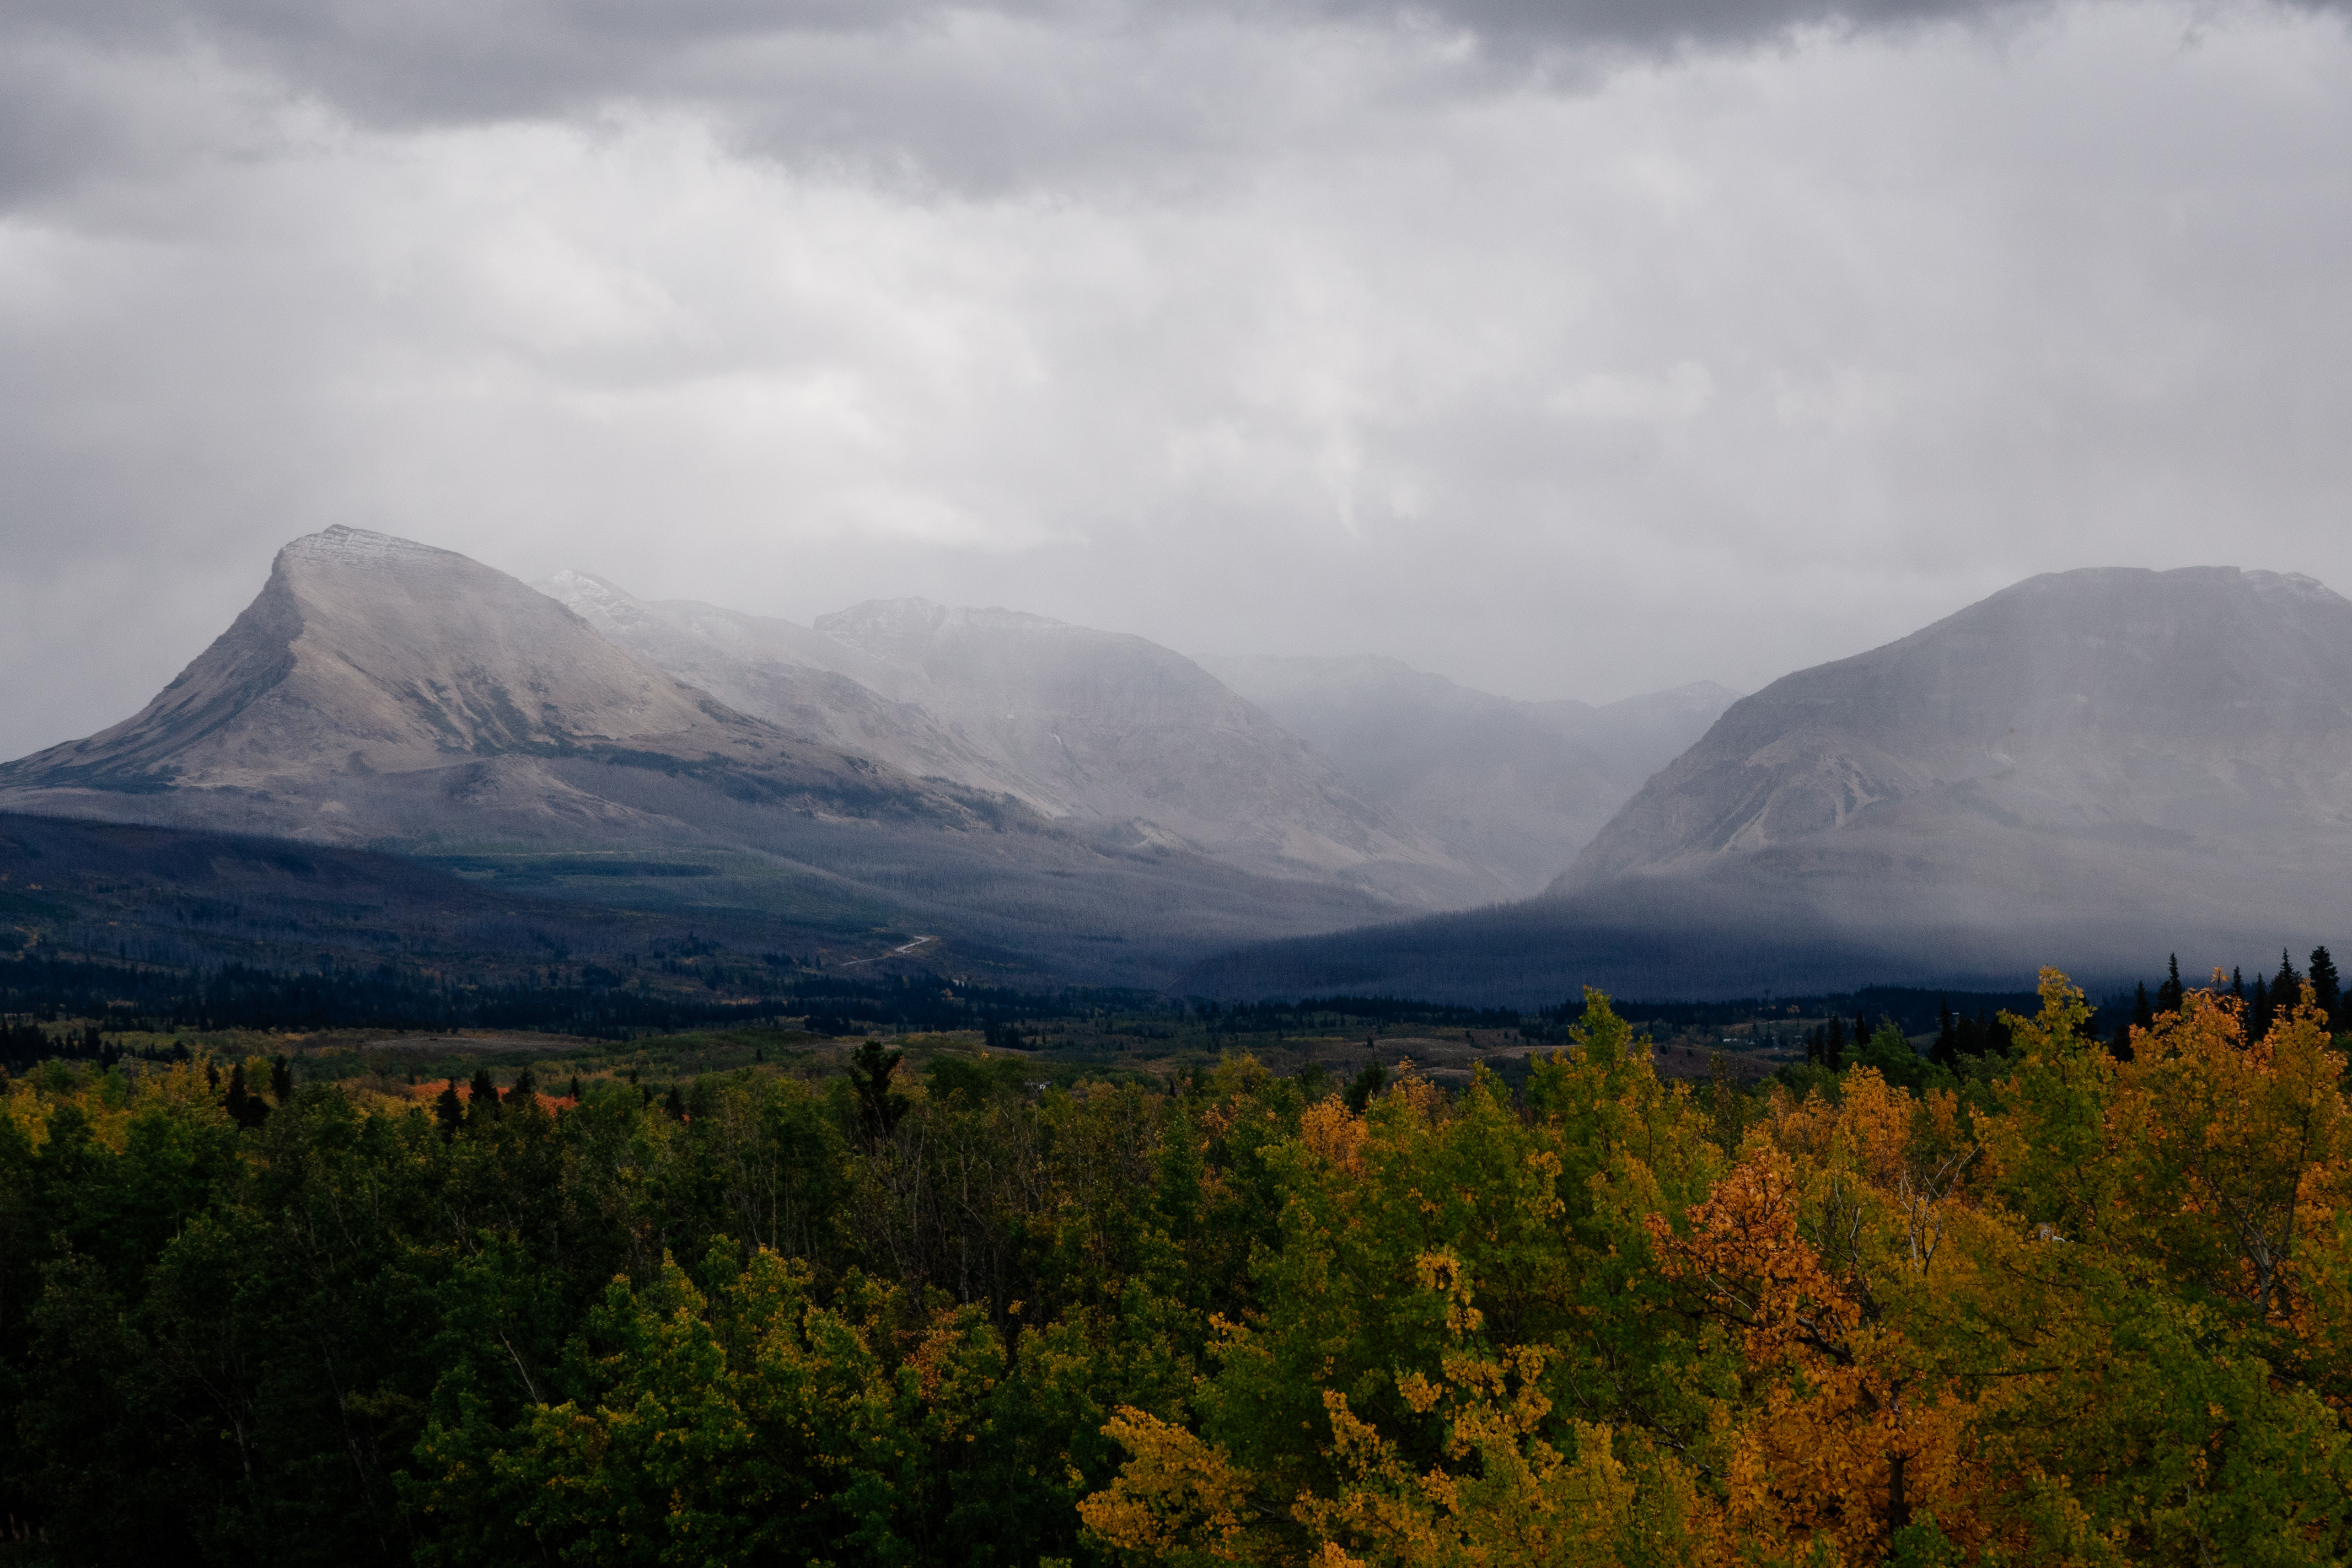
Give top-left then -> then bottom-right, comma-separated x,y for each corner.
3,951 -> 2350,1565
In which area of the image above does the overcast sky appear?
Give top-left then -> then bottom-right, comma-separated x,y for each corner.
3,0 -> 2349,756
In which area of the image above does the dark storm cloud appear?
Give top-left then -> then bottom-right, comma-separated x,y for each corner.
6,0 -> 2338,201
0,0 -> 2080,136
0,0 -> 2055,205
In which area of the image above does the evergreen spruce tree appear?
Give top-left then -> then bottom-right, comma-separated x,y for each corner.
2232,966 -> 2247,1003
2113,989 -> 2146,1061
512,1064 -> 536,1100
224,1062 -> 255,1129
568,1075 -> 582,1102
270,1054 -> 293,1102
1931,1001 -> 1960,1068
1825,1017 -> 1846,1071
433,1082 -> 463,1138
2251,973 -> 2273,1041
2156,954 -> 2185,1014
468,1066 -> 500,1124
663,1086 -> 686,1120
2310,946 -> 2342,1027
2276,948 -> 2302,1005
847,1038 -> 910,1142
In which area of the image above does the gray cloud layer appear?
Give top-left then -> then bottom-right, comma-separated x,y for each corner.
0,0 -> 2119,200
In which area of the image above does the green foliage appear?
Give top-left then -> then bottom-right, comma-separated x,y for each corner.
1848,1020 -> 1935,1091
6,978 -> 2352,1566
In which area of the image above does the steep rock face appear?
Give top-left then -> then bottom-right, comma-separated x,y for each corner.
1559,566 -> 2352,914
0,528 -> 969,840
1206,653 -> 1736,895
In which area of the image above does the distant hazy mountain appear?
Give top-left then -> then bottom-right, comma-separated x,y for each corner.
1191,567 -> 2352,1001
1202,653 -> 1736,895
0,529 -> 1417,981
541,571 -> 1029,802
1562,567 -> 2352,896
540,577 -> 1494,906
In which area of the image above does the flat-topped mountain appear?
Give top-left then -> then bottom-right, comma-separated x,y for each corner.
539,578 -> 1491,905
1205,653 -> 1735,895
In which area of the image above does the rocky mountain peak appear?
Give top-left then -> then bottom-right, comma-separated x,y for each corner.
1560,563 -> 2352,893
0,530 -> 745,796
278,525 -> 461,573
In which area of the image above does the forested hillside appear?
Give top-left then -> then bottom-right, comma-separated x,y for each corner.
2,971 -> 2347,1565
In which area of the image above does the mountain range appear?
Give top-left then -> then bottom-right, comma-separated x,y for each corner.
8,534 -> 2343,1000
0,527 -> 1710,982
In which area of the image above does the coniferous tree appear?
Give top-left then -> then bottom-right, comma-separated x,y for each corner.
224,1062 -> 260,1129
568,1075 -> 582,1102
1824,1017 -> 1846,1071
2156,954 -> 2185,1014
848,1038 -> 909,1142
1931,1001 -> 1960,1068
2112,989 -> 2144,1062
469,1066 -> 500,1124
2275,948 -> 2302,1007
433,1081 -> 463,1137
270,1053 -> 293,1102
2251,973 -> 2273,1042
2232,966 -> 2246,1003
512,1064 -> 536,1100
2309,946 -> 2342,1028
663,1086 -> 686,1121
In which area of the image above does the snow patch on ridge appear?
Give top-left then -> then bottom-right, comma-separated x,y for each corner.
280,526 -> 458,570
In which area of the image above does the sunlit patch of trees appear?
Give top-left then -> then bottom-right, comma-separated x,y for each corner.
3,970 -> 2351,1564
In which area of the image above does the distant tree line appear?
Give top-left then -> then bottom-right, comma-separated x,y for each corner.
0,949 -> 1159,1043
1189,996 -> 1525,1036
2115,945 -> 2344,1059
